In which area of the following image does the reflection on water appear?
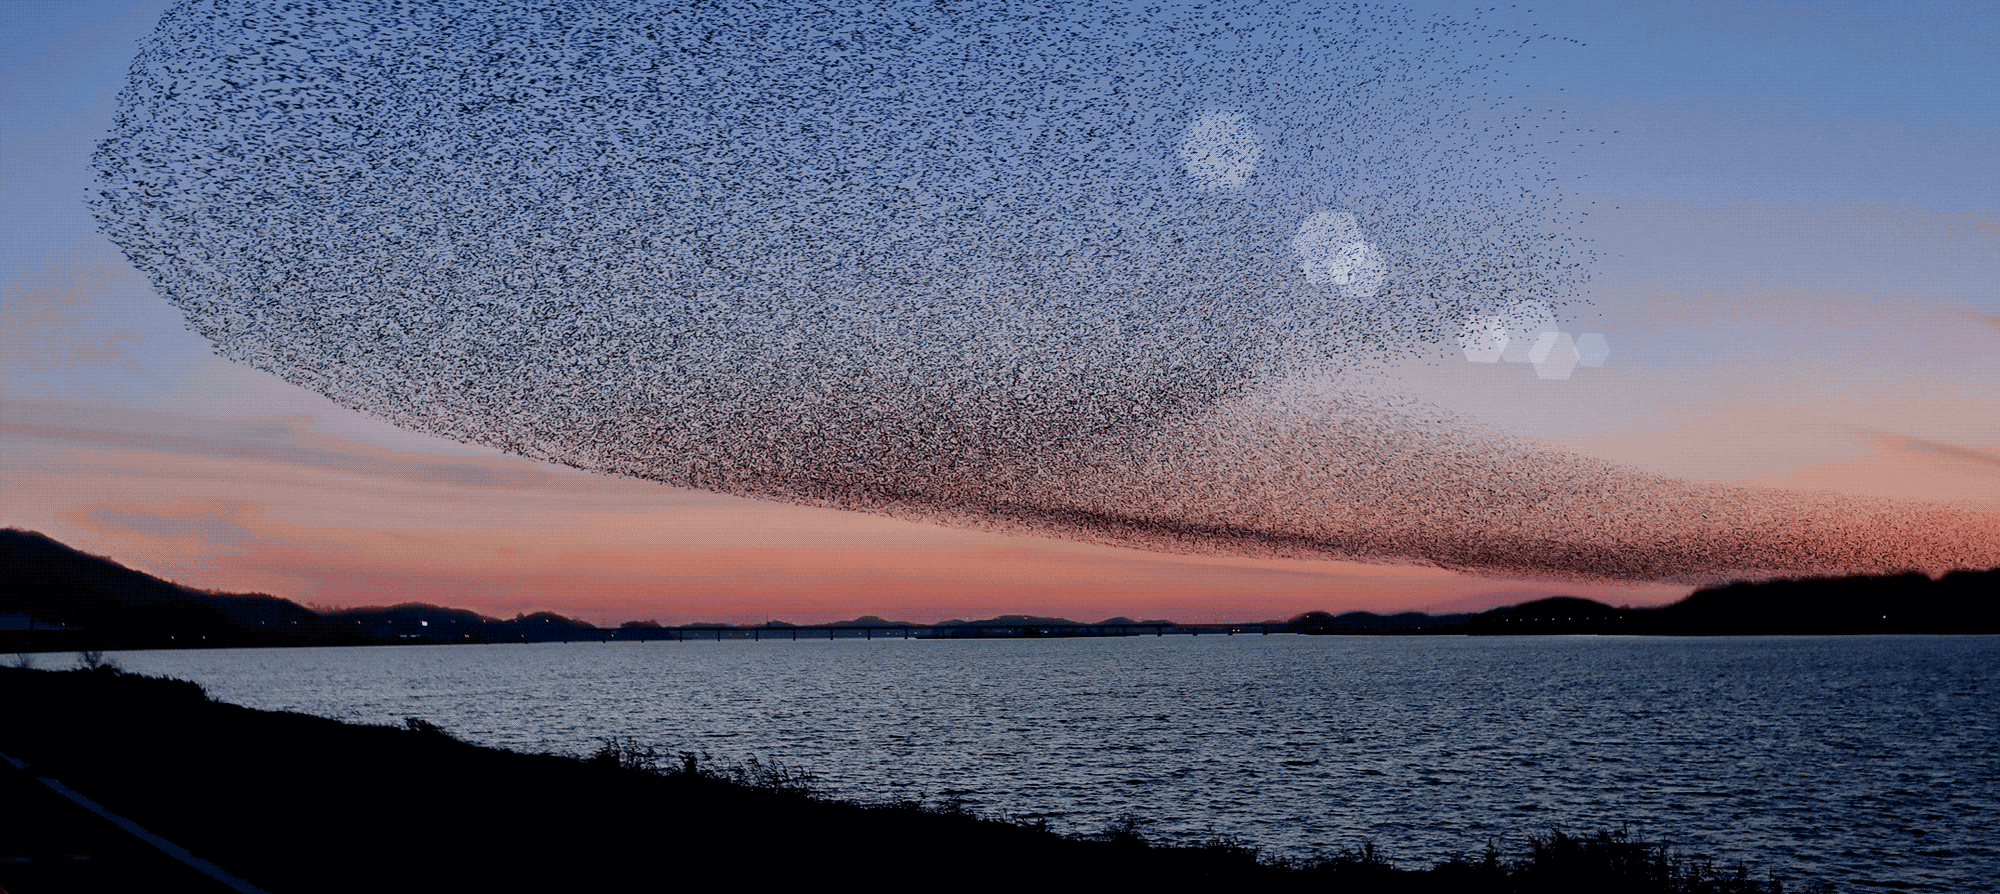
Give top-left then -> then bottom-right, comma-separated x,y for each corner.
111,635 -> 1998,891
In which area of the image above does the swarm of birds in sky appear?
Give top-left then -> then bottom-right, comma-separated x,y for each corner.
95,0 -> 1997,583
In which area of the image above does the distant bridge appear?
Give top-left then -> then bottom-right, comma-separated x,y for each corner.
604,621 -> 1455,641
0,620 -> 1468,653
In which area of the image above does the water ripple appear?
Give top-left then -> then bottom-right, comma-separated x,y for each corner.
109,635 -> 2000,891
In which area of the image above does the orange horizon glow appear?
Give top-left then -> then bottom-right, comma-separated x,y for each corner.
3,3 -> 1995,627
9,360 -> 1994,626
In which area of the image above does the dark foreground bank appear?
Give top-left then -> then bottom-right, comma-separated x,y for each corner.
1,665 -> 1824,894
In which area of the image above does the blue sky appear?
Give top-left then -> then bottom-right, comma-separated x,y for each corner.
3,1 -> 1993,623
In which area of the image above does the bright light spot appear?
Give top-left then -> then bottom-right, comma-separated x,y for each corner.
1458,314 -> 1508,363
1292,211 -> 1386,298
1532,332 -> 1580,380
1497,300 -> 1557,363
1576,332 -> 1609,367
1177,111 -> 1263,189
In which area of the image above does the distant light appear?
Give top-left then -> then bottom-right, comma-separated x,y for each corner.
1575,332 -> 1610,367
1292,211 -> 1386,298
1532,332 -> 1579,380
1458,314 -> 1508,363
1498,300 -> 1557,363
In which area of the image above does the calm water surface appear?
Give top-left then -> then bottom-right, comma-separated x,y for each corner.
108,635 -> 1999,891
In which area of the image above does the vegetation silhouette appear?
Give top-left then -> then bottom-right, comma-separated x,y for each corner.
1,665 -> 1836,892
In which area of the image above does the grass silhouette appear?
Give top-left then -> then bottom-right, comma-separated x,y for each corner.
2,665 -> 1831,893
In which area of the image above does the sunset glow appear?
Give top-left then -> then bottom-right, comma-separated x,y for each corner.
3,0 -> 1994,625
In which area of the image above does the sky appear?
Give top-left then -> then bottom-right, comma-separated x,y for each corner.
3,0 -> 1995,625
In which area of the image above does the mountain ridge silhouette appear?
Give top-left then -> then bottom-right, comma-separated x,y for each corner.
5,528 -> 1993,648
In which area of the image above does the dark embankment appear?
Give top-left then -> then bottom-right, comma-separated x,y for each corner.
1460,571 -> 2000,635
2,666 -> 1816,894
1643,569 -> 1999,635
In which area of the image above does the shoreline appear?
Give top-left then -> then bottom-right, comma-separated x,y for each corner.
2,665 -> 1821,893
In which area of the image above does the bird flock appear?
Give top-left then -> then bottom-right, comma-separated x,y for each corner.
95,0 -> 1996,583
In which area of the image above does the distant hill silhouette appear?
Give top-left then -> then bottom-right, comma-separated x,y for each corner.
1290,610 -> 1472,635
826,615 -> 921,627
1647,570 -> 1998,635
2,529 -> 598,649
1094,616 -> 1173,628
1,529 -> 311,648
1463,596 -> 1641,635
936,614 -> 1080,628
5,528 -> 1994,649
1458,572 -> 1999,635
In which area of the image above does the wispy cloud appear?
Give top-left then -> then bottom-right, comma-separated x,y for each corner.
3,404 -> 563,491
1944,308 -> 2000,332
1861,429 -> 2000,472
